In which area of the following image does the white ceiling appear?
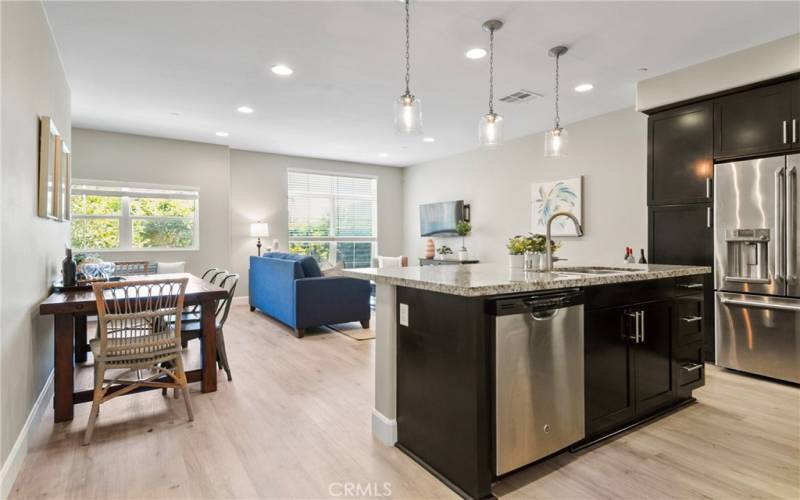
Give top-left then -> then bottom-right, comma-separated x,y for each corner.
44,1 -> 800,167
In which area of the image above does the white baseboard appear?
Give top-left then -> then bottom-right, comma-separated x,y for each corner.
0,370 -> 54,499
372,409 -> 397,446
232,295 -> 249,305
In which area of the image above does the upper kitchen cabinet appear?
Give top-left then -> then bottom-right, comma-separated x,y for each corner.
648,102 -> 713,206
714,79 -> 799,159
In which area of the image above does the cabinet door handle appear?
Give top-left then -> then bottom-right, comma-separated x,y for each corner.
639,310 -> 645,343
706,177 -> 712,198
783,120 -> 788,144
793,119 -> 797,144
707,207 -> 712,228
680,315 -> 702,323
682,363 -> 703,372
624,311 -> 639,343
678,283 -> 703,289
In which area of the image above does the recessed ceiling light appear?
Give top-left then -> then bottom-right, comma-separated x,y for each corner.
423,137 -> 435,143
574,83 -> 594,92
215,131 -> 229,137
271,64 -> 293,76
465,48 -> 487,60
169,112 -> 181,116
378,153 -> 389,158
638,67 -> 649,72
237,105 -> 254,114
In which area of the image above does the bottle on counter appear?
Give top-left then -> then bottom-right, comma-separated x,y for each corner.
626,248 -> 636,264
624,247 -> 631,262
639,249 -> 647,264
62,248 -> 77,287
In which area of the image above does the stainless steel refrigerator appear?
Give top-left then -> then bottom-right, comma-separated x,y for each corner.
714,154 -> 799,384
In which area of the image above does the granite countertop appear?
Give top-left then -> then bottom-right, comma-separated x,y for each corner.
341,262 -> 712,297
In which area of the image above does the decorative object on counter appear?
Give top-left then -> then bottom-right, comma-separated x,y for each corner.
38,116 -> 61,220
478,19 -> 504,147
424,238 -> 435,259
532,176 -> 582,236
455,219 -> 472,261
544,45 -> 569,158
639,249 -> 647,264
625,247 -> 636,263
509,233 -> 562,269
250,221 -> 270,256
62,248 -> 77,287
436,245 -> 453,260
394,0 -> 422,135
507,235 -> 528,268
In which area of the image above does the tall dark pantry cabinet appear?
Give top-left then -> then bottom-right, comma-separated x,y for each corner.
645,74 -> 800,363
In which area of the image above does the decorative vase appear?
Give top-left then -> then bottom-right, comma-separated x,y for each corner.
458,250 -> 469,261
508,254 -> 524,268
424,238 -> 435,259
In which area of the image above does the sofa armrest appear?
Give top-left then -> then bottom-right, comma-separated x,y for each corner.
294,276 -> 371,329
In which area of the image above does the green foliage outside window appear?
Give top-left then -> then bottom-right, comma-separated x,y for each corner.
71,219 -> 120,249
71,194 -> 121,216
130,198 -> 194,217
289,241 -> 331,263
133,220 -> 194,248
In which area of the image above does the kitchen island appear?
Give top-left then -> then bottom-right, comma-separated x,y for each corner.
342,263 -> 711,499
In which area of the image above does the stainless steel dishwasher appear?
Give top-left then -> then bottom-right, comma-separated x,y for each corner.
491,289 -> 585,475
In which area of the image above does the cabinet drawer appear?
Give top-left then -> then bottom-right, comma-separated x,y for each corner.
676,297 -> 703,345
676,342 -> 705,397
674,275 -> 705,296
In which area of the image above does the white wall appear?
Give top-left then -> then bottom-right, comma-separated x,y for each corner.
71,128 -> 231,275
229,149 -> 404,297
403,107 -> 648,265
637,34 -> 800,111
0,0 -> 71,477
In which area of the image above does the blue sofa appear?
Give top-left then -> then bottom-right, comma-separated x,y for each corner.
249,253 -> 371,338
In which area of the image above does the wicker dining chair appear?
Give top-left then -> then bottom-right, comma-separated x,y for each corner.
113,260 -> 150,276
85,278 -> 193,445
180,273 -> 238,381
182,269 -> 227,323
200,267 -> 219,281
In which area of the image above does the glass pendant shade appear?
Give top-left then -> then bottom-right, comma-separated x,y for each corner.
479,113 -> 503,147
394,94 -> 423,134
544,126 -> 568,158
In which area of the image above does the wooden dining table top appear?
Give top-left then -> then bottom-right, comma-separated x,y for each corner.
39,272 -> 229,316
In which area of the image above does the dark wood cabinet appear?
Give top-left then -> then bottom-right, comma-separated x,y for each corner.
648,203 -> 713,266
634,300 -> 675,414
585,306 -> 636,436
648,102 -> 713,205
714,80 -> 798,159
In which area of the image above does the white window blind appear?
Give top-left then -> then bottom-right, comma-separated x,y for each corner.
287,170 -> 377,268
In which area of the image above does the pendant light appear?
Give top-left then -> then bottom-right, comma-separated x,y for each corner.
544,45 -> 568,158
478,20 -> 503,147
394,0 -> 422,134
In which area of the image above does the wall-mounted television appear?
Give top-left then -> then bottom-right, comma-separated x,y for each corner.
420,200 -> 466,237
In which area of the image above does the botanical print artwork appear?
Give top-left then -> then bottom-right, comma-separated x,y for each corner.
531,177 -> 583,236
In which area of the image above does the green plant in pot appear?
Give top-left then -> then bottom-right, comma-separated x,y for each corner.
436,244 -> 453,260
506,235 -> 530,268
455,220 -> 472,261
526,233 -> 561,269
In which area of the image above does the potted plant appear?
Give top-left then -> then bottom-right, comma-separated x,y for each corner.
506,235 -> 530,268
455,220 -> 472,261
527,233 -> 562,270
436,244 -> 453,260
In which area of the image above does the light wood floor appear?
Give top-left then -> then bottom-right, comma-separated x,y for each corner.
11,305 -> 800,499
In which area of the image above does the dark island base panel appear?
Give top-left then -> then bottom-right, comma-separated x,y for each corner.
395,276 -> 707,500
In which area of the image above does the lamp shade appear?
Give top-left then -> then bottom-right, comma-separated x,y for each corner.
250,222 -> 270,238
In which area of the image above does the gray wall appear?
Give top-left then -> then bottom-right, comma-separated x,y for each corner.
71,128 -> 231,275
229,149 -> 404,296
402,107 -> 648,265
1,0 -> 71,464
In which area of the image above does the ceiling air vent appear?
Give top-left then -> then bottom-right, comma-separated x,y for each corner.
499,89 -> 543,104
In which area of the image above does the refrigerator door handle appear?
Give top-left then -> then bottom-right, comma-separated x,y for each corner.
776,168 -> 786,283
789,166 -> 797,284
721,297 -> 800,312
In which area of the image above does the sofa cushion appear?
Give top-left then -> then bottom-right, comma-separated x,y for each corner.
263,252 -> 322,278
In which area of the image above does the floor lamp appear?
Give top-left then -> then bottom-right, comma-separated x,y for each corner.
250,222 -> 270,256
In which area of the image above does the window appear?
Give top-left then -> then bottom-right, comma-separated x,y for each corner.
287,170 -> 377,268
71,181 -> 199,251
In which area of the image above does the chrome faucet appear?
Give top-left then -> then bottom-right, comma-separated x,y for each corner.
545,211 -> 584,272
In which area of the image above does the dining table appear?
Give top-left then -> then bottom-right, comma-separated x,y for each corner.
38,272 -> 229,422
